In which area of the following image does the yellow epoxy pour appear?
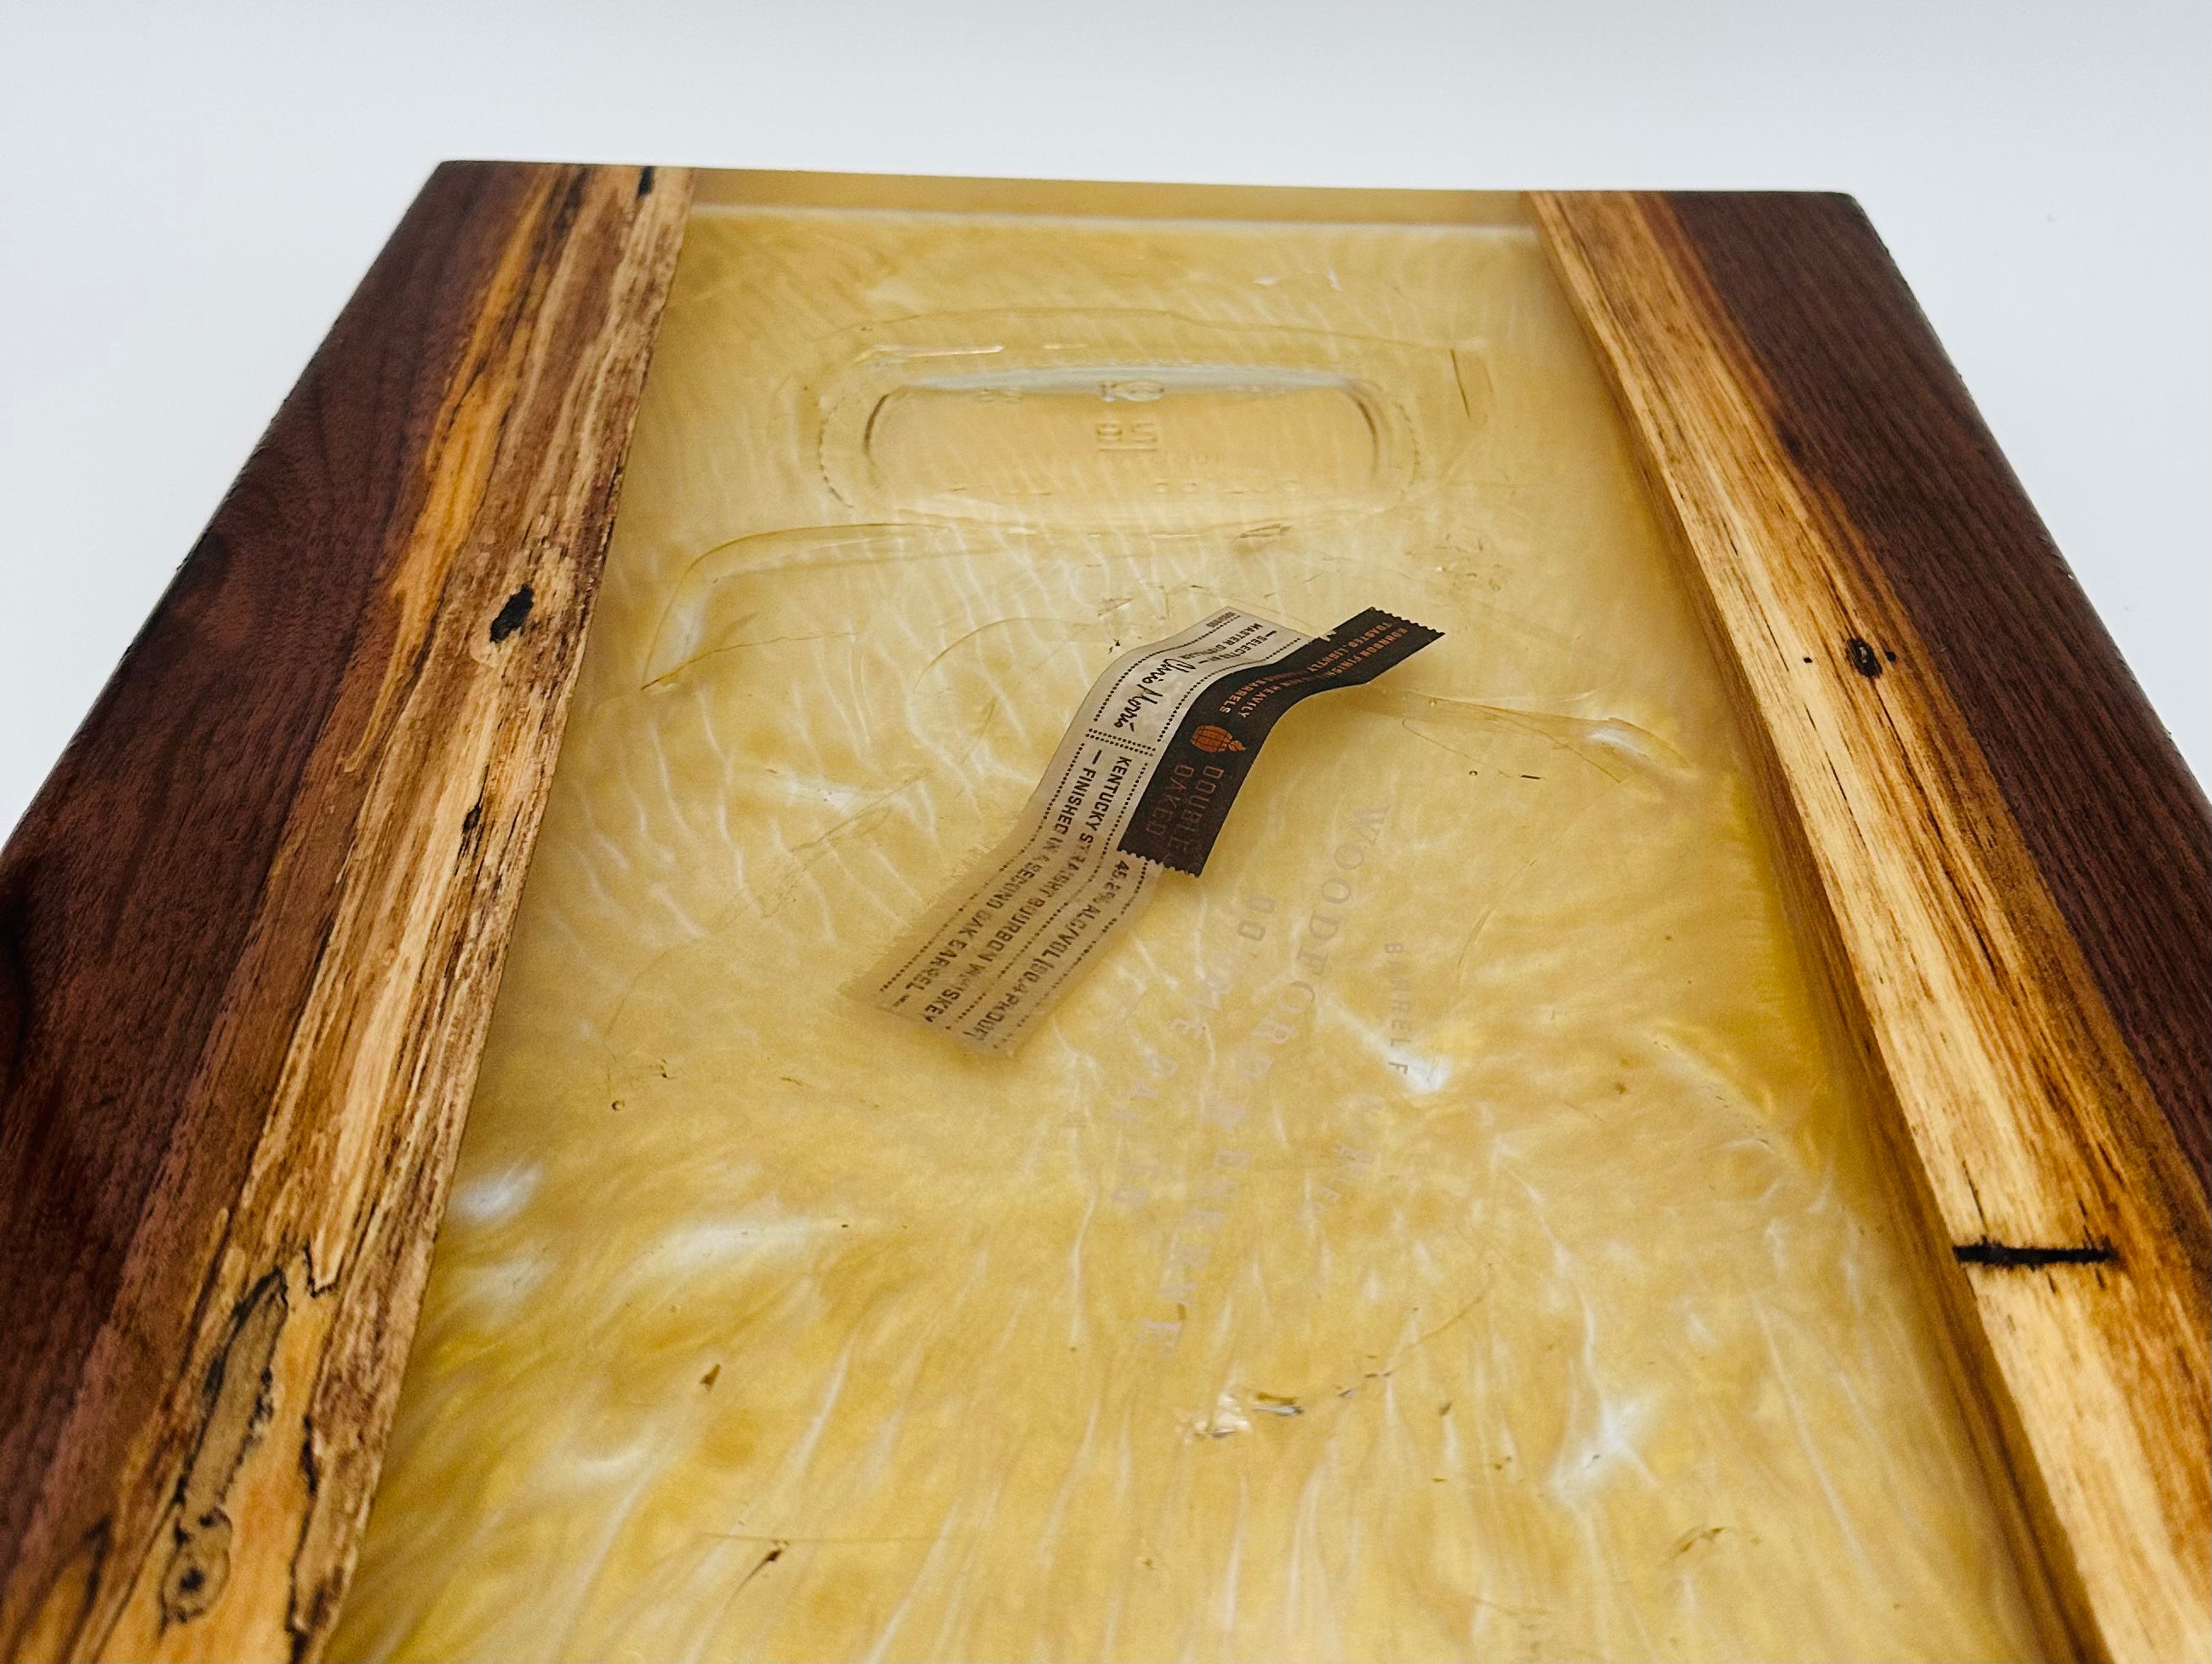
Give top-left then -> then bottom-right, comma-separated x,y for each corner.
336,203 -> 2040,1661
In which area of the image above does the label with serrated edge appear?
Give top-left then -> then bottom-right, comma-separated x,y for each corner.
855,607 -> 1439,1053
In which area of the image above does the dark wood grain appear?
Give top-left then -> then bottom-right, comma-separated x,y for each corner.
1535,190 -> 2209,1664
1662,192 -> 2211,1198
0,159 -> 692,1661
5,163 -> 2203,1660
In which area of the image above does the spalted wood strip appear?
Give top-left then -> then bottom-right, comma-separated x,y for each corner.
0,160 -> 693,1662
0,162 -> 539,1663
1665,192 -> 2211,1198
1531,192 -> 2208,1663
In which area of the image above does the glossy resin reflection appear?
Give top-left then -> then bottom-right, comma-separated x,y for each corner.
335,199 -> 2043,1661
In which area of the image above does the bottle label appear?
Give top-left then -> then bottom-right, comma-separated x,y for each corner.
855,607 -> 1439,1052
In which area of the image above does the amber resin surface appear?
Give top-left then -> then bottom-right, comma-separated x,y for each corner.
335,192 -> 2041,1661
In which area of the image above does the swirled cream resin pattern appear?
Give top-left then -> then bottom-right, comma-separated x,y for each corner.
335,186 -> 2045,1661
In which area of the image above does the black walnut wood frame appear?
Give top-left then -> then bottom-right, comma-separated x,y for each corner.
0,164 -> 2203,1662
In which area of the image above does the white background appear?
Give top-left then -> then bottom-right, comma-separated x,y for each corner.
3,0 -> 2205,842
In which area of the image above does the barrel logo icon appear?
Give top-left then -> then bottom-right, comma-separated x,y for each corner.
1191,724 -> 1244,753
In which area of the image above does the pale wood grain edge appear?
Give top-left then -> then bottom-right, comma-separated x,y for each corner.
7,163 -> 693,1664
1530,189 -> 2211,1664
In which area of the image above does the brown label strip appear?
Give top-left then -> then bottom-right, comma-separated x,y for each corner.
1117,609 -> 1443,874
